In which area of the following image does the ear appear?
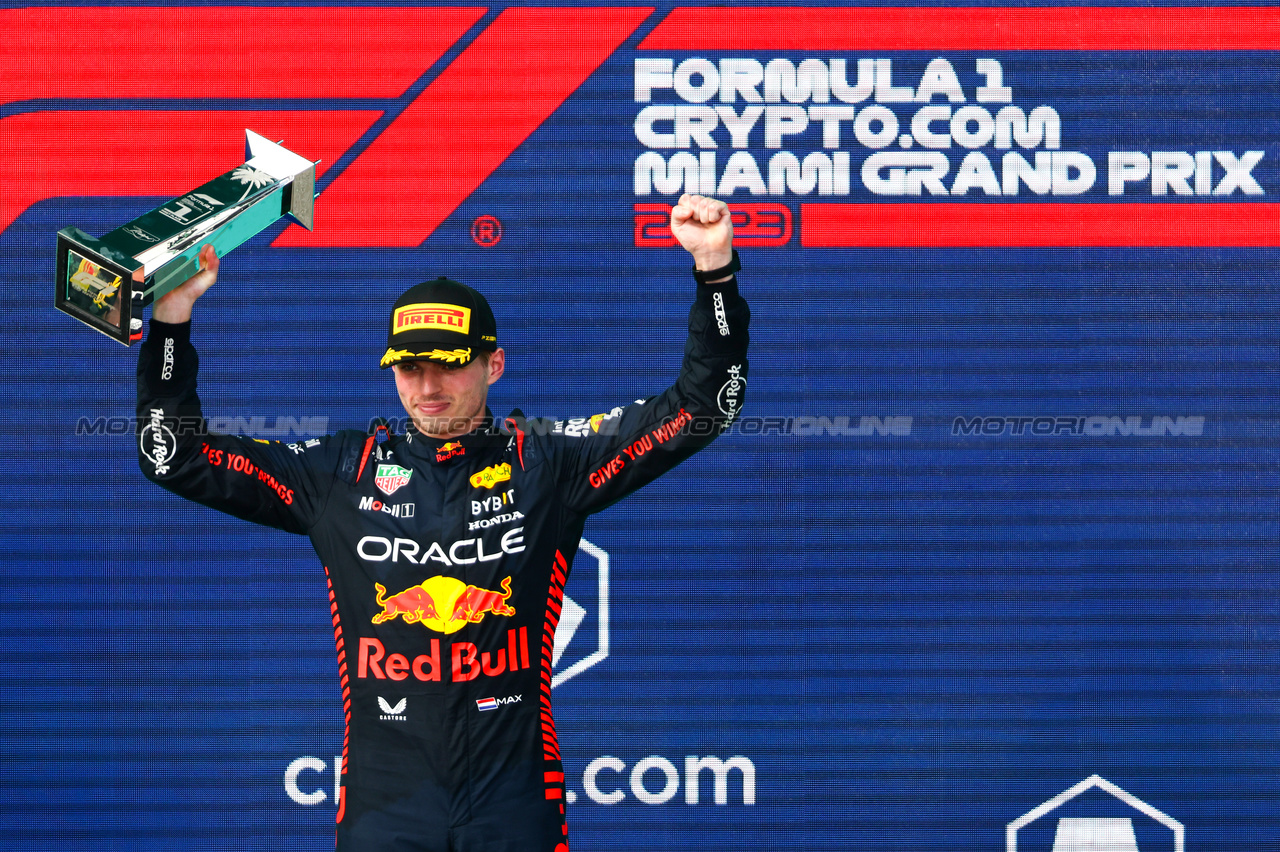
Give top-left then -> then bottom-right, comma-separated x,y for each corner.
486,348 -> 505,385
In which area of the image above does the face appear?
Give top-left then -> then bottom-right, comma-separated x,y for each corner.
392,349 -> 505,439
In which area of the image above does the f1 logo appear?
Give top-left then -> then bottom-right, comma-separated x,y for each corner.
0,6 -> 652,245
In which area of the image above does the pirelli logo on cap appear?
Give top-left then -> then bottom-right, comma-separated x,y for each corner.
393,303 -> 471,335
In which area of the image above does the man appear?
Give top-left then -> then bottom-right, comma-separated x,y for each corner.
137,193 -> 749,851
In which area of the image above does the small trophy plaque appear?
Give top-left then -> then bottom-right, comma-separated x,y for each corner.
55,129 -> 316,344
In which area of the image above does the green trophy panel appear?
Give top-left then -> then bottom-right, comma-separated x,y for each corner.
55,228 -> 142,344
53,130 -> 316,346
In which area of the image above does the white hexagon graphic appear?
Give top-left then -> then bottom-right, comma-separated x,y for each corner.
1007,775 -> 1183,852
550,539 -> 609,689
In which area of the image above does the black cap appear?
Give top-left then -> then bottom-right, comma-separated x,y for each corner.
380,277 -> 498,369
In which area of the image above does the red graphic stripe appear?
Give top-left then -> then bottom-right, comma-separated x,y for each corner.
323,568 -> 351,781
800,202 -> 1280,248
540,551 -> 569,841
277,7 -> 654,247
0,7 -> 485,104
0,110 -> 377,237
540,550 -> 569,767
355,435 -> 377,484
505,418 -> 527,471
641,6 -> 1280,51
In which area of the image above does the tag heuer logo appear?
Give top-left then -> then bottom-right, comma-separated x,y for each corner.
375,463 -> 413,496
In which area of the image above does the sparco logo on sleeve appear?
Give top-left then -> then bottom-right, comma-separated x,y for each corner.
712,291 -> 730,336
160,337 -> 175,380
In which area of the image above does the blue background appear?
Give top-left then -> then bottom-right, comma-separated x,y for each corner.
3,3 -> 1278,850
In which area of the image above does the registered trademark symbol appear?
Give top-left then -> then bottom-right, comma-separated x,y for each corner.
471,215 -> 503,247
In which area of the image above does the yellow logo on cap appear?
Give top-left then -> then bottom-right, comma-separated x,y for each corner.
380,347 -> 472,368
393,303 -> 471,335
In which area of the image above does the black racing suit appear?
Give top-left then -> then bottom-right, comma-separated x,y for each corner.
137,272 -> 749,852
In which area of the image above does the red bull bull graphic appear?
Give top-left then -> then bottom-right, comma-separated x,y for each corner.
372,575 -> 516,634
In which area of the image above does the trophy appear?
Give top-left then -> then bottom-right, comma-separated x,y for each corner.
55,129 -> 316,345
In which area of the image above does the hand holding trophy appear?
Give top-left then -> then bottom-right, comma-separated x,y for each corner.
55,130 -> 316,344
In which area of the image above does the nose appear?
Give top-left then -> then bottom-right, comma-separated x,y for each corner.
413,364 -> 448,396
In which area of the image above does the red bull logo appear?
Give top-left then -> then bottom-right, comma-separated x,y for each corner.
357,628 -> 530,683
436,441 -> 466,463
372,575 -> 515,634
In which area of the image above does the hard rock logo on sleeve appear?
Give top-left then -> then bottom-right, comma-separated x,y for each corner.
140,408 -> 177,475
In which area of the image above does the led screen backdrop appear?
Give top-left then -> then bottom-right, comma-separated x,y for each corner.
3,3 -> 1280,851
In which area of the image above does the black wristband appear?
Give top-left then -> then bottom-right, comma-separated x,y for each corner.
692,249 -> 740,284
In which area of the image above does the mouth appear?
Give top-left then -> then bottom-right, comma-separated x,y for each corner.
414,400 -> 451,416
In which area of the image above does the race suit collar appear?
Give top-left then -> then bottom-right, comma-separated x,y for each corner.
403,408 -> 502,464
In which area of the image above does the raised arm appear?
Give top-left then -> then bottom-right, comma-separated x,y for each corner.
551,194 -> 750,514
671,192 -> 735,280
136,246 -> 343,533
152,243 -> 220,323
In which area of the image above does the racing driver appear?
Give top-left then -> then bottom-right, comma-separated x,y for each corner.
136,194 -> 749,851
